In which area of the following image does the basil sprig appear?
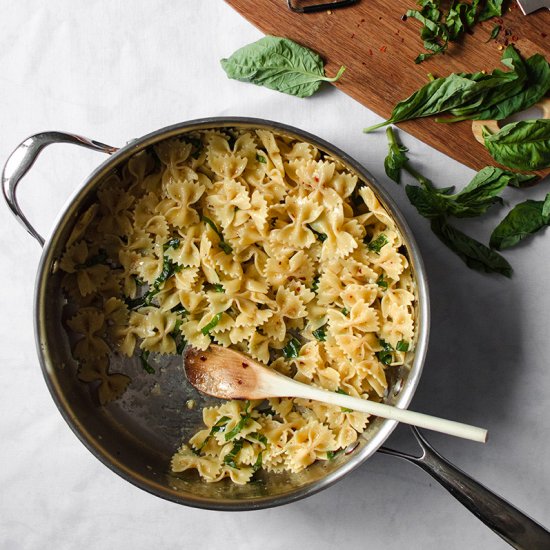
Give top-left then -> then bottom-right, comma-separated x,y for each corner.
221,36 -> 345,98
364,46 -> 550,132
483,120 -> 550,171
201,312 -> 222,335
385,128 -> 521,276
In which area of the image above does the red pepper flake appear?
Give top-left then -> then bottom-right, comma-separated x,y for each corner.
401,14 -> 408,21
369,49 -> 373,55
543,32 -> 548,38
511,35 -> 518,42
401,37 -> 405,43
351,33 -> 355,39
362,61 -> 367,66
360,18 -> 365,22
380,45 -> 387,52
314,176 -> 319,182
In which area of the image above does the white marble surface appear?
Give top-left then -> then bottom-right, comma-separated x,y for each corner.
0,2 -> 549,549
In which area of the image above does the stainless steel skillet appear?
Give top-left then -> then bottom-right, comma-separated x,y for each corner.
2,118 -> 549,548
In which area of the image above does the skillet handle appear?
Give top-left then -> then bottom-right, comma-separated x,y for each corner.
1,131 -> 118,246
379,428 -> 550,549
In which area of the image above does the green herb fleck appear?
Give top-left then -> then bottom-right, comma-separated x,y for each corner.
396,340 -> 409,352
341,308 -> 349,317
283,337 -> 301,359
336,388 -> 353,413
201,312 -> 222,335
163,238 -> 180,251
376,340 -> 394,366
220,36 -> 345,98
256,153 -> 267,163
376,274 -> 389,289
486,24 -> 501,42
139,350 -> 155,374
327,449 -> 344,461
367,234 -> 389,254
312,326 -> 327,342
252,451 -> 263,472
308,224 -> 328,242
202,215 -> 233,255
223,439 -> 244,469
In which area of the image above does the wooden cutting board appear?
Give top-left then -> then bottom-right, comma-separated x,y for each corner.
225,0 -> 550,177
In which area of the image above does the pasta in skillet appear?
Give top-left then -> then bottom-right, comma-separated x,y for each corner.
59,128 -> 416,483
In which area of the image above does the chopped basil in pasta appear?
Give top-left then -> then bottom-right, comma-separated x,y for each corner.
59,128 -> 417,484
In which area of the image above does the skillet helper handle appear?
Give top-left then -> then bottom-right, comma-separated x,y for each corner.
1,131 -> 118,246
380,428 -> 550,549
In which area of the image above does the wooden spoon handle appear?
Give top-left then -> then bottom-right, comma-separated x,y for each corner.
264,369 -> 487,443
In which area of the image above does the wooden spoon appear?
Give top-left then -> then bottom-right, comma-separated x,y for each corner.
183,345 -> 487,443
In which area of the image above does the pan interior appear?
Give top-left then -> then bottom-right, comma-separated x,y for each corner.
36,119 -> 428,509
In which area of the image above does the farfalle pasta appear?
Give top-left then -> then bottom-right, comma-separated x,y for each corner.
59,128 -> 417,484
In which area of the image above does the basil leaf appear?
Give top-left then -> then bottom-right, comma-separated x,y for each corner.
311,275 -> 320,293
220,36 -> 345,98
283,337 -> 301,359
384,127 -> 409,183
490,195 -> 550,250
478,0 -> 503,21
484,120 -> 550,171
201,312 -> 222,335
405,185 -> 447,219
364,73 -> 479,132
431,217 -> 512,276
408,167 -> 534,219
445,51 -> 550,121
